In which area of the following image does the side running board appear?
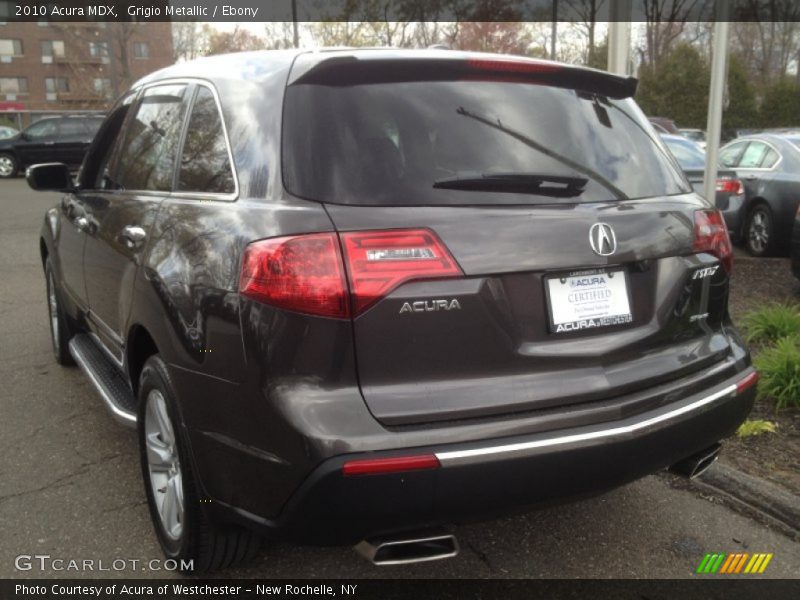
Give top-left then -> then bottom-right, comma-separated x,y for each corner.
69,334 -> 137,428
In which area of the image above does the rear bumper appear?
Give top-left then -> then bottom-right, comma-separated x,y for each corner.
719,194 -> 746,240
209,369 -> 756,544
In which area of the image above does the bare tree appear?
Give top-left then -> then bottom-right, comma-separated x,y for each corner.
563,0 -> 607,63
638,0 -> 709,67
172,22 -> 211,62
204,26 -> 267,56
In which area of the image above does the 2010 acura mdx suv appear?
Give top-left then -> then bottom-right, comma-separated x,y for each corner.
30,49 -> 757,571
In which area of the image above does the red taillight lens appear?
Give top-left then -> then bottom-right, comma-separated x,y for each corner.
340,228 -> 463,315
239,233 -> 349,318
736,371 -> 759,394
693,210 -> 733,272
716,178 -> 744,195
342,454 -> 440,477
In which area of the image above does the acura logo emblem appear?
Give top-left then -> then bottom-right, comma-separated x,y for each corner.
589,223 -> 617,256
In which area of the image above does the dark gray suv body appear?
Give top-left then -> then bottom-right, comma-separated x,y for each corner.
33,49 -> 756,571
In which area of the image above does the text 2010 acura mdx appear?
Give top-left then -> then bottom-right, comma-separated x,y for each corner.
30,49 -> 757,571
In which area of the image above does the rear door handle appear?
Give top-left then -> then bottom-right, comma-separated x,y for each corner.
121,225 -> 147,249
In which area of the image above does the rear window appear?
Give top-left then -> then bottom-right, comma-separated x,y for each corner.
283,79 -> 688,206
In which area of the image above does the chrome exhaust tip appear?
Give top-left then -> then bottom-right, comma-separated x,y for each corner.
354,529 -> 459,565
669,443 -> 721,479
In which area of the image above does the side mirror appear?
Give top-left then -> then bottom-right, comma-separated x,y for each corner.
26,163 -> 75,193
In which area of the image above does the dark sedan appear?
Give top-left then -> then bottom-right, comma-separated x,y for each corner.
718,134 -> 800,256
660,134 -> 745,230
0,115 -> 103,178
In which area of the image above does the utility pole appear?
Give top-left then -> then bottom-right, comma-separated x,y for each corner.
703,1 -> 731,203
607,0 -> 632,76
550,0 -> 558,60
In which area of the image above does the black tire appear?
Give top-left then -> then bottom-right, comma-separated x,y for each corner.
137,355 -> 261,573
0,152 -> 18,178
45,258 -> 75,366
744,204 -> 775,257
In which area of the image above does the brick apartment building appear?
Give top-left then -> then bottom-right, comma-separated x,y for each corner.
0,12 -> 173,127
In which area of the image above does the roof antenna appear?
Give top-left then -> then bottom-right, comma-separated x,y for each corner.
428,44 -> 450,50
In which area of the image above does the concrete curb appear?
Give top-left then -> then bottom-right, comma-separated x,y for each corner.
693,462 -> 800,538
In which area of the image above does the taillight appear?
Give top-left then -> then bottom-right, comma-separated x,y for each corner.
693,210 -> 733,272
340,228 -> 463,315
736,371 -> 759,394
716,178 -> 744,195
239,233 -> 349,318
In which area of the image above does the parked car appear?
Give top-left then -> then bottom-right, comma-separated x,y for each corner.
0,125 -> 19,140
29,49 -> 756,571
791,203 -> 800,280
718,133 -> 800,256
660,134 -> 745,236
679,128 -> 707,150
0,115 -> 103,178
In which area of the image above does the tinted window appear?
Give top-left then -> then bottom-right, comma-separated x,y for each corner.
761,147 -> 780,169
177,86 -> 235,194
719,142 -> 747,168
739,142 -> 769,168
84,118 -> 103,136
663,137 -> 705,170
283,81 -> 688,206
58,119 -> 85,136
25,119 -> 58,139
114,84 -> 188,191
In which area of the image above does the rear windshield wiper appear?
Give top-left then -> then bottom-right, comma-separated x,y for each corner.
433,172 -> 588,197
456,106 -> 629,201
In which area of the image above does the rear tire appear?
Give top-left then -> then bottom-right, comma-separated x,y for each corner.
137,355 -> 261,572
45,258 -> 75,366
745,204 -> 775,257
0,153 -> 17,178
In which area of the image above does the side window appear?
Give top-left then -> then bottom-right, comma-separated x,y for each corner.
80,90 -> 137,190
177,86 -> 235,195
719,142 -> 747,168
761,147 -> 780,169
58,119 -> 84,137
114,84 -> 189,192
25,119 -> 58,139
738,142 -> 769,169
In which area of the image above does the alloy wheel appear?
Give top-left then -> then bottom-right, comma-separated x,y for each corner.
0,155 -> 14,177
144,389 -> 185,541
748,209 -> 770,255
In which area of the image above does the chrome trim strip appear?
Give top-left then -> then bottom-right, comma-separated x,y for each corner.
69,339 -> 137,429
435,383 -> 738,466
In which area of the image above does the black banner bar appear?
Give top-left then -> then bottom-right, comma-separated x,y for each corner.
4,1 -> 800,23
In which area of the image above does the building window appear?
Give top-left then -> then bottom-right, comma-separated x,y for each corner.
89,41 -> 109,58
133,42 -> 149,59
93,77 -> 112,97
0,39 -> 22,56
45,77 -> 69,93
41,40 -> 65,58
0,77 -> 28,93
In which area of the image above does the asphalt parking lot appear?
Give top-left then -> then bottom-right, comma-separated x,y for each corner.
1,178 -> 798,579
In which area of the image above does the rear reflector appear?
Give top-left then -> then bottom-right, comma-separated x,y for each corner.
341,229 -> 463,315
693,210 -> 733,272
239,233 -> 349,318
716,178 -> 744,195
342,454 -> 440,477
736,371 -> 759,394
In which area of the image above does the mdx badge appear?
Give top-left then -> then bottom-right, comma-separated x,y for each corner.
589,223 -> 617,257
400,299 -> 461,314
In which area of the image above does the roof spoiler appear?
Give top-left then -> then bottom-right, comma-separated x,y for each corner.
289,56 -> 638,100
